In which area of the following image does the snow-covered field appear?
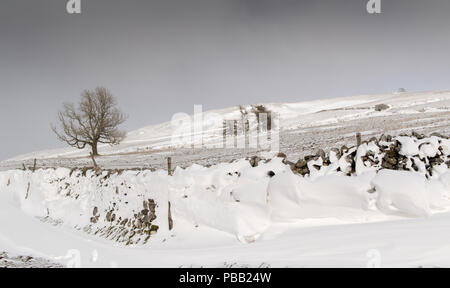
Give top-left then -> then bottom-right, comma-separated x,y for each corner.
0,91 -> 449,268
1,90 -> 449,170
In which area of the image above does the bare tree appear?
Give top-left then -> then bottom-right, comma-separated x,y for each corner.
52,87 -> 127,156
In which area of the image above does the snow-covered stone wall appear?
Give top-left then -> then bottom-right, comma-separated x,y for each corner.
283,133 -> 449,178
0,169 -> 171,245
0,134 -> 449,245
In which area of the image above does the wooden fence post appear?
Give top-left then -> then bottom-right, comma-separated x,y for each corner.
167,157 -> 174,230
168,201 -> 173,231
167,157 -> 172,176
356,132 -> 361,147
25,182 -> 30,199
222,120 -> 227,148
233,120 -> 238,148
245,119 -> 250,149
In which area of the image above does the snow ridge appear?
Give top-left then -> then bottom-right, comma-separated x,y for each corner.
0,134 -> 449,245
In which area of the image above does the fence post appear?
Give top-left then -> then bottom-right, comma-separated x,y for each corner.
222,120 -> 227,148
245,119 -> 250,149
356,132 -> 362,147
167,156 -> 174,231
233,120 -> 238,148
168,201 -> 173,231
167,157 -> 172,176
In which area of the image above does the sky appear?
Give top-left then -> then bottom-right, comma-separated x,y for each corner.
1,0 -> 450,160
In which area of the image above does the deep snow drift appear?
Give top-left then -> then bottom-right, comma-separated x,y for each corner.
1,134 -> 449,267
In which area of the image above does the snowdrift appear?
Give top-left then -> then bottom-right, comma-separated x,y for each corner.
0,135 -> 449,244
0,169 -> 172,246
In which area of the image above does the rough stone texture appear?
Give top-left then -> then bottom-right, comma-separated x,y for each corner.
85,196 -> 159,246
248,156 -> 261,167
0,252 -> 63,268
375,103 -> 390,111
288,133 -> 449,178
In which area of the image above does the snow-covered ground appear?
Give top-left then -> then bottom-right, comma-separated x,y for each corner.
1,165 -> 450,267
1,133 -> 449,267
0,91 -> 449,267
1,90 -> 449,170
0,252 -> 63,268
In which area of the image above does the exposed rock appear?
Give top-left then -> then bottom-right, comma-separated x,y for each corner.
316,149 -> 326,160
431,132 -> 448,139
340,145 -> 349,154
412,131 -> 425,139
249,156 -> 261,167
295,160 -> 307,168
90,216 -> 99,224
276,152 -> 287,159
330,148 -> 341,159
287,133 -> 448,178
267,171 -> 276,178
0,252 -> 64,268
375,103 -> 390,111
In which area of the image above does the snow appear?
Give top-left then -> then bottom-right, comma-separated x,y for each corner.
269,171 -> 374,221
371,170 -> 431,217
3,90 -> 450,166
397,136 -> 421,156
440,172 -> 450,190
0,91 -> 449,267
1,144 -> 449,267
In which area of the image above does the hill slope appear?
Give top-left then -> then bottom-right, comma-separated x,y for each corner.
2,90 -> 450,170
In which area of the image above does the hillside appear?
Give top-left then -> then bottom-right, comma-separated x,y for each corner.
1,90 -> 450,171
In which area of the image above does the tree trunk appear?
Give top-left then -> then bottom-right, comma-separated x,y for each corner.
91,142 -> 99,156
90,152 -> 99,171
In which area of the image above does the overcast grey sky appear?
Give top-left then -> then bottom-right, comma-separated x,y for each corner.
1,0 -> 450,160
